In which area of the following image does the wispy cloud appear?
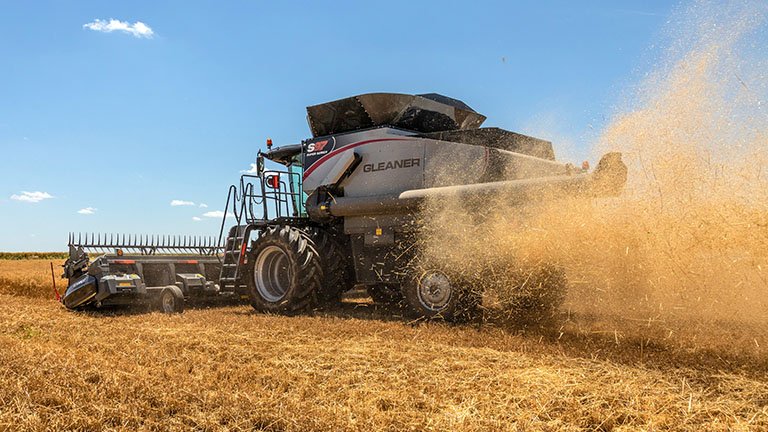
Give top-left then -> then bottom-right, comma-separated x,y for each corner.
192,216 -> 202,222
83,19 -> 154,38
202,210 -> 233,218
77,207 -> 97,215
10,191 -> 53,203
170,199 -> 195,207
199,203 -> 208,208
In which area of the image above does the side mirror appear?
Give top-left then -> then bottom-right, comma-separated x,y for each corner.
256,154 -> 265,176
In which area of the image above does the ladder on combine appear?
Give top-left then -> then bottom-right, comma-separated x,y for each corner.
218,224 -> 252,293
216,168 -> 306,294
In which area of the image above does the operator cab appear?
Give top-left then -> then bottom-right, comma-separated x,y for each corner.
256,141 -> 306,219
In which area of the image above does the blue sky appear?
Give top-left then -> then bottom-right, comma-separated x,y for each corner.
0,0 -> 674,251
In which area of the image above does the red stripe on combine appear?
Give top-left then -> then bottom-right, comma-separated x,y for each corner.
303,138 -> 409,180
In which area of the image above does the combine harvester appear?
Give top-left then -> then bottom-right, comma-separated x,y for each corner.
62,93 -> 626,319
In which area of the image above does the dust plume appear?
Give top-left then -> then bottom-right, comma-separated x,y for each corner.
418,0 -> 768,340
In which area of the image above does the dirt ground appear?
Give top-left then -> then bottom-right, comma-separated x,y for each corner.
0,260 -> 766,431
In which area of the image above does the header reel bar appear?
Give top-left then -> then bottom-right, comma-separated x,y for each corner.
68,232 -> 222,256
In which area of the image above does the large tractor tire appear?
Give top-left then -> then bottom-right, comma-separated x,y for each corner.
304,226 -> 356,303
401,269 -> 482,322
245,226 -> 323,314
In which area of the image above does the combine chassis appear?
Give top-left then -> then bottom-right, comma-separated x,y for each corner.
61,92 -> 626,319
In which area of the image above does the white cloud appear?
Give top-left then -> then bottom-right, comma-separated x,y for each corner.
83,19 -> 154,38
199,203 -> 208,208
77,207 -> 97,215
241,162 -> 259,174
170,199 -> 195,207
10,191 -> 53,203
202,210 -> 233,218
192,216 -> 202,222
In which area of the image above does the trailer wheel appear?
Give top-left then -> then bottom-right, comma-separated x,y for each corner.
402,270 -> 481,322
246,226 -> 323,313
158,286 -> 185,314
305,226 -> 356,303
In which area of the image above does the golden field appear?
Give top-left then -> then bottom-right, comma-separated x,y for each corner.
0,258 -> 66,299
0,258 -> 766,431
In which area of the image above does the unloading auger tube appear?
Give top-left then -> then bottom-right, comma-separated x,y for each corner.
62,91 -> 628,322
305,152 -> 626,219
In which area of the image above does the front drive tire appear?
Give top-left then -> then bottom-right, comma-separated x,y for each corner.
304,226 -> 356,303
401,270 -> 482,322
246,226 -> 323,314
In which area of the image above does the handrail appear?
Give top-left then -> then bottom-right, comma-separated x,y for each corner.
218,171 -> 305,241
215,185 -> 239,264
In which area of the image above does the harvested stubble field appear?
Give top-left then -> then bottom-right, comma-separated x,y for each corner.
1,259 -> 767,431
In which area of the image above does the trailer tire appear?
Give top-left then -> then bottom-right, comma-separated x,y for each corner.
246,225 -> 323,313
157,286 -> 185,314
402,270 -> 481,322
305,226 -> 356,303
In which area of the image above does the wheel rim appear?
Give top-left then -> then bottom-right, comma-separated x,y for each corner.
161,291 -> 175,313
416,271 -> 453,312
254,245 -> 292,303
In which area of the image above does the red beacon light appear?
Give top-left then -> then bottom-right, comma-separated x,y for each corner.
266,138 -> 273,149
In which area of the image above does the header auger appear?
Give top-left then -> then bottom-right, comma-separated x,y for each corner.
62,92 -> 627,319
